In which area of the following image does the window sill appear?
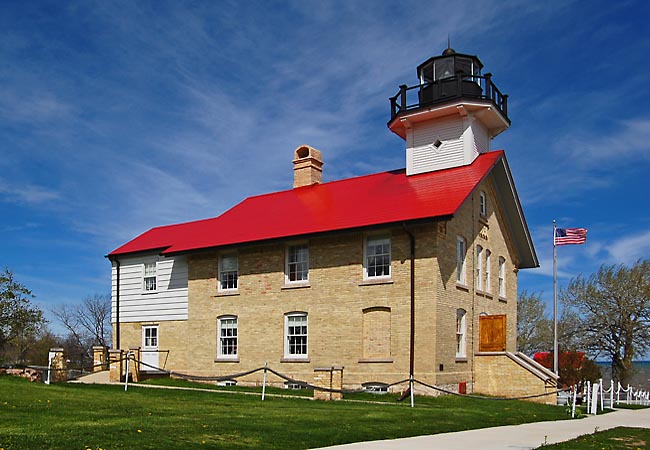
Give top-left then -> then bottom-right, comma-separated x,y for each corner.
215,358 -> 239,363
476,290 -> 493,299
359,278 -> 393,287
479,215 -> 488,225
455,357 -> 468,363
141,290 -> 159,295
498,296 -> 507,303
281,283 -> 311,290
358,358 -> 394,364
281,358 -> 310,363
455,283 -> 469,292
215,291 -> 240,297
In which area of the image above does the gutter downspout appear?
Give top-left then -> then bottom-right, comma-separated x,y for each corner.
403,223 -> 416,398
111,258 -> 121,350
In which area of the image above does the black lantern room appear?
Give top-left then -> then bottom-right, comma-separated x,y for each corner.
388,47 -> 509,135
417,47 -> 484,105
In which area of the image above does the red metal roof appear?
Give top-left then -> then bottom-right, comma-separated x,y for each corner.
109,151 -> 504,257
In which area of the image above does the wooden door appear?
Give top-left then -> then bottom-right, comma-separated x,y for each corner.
479,315 -> 506,352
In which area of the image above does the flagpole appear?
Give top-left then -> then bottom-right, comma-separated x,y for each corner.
553,220 -> 558,376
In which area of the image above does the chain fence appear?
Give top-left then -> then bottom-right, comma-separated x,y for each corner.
18,353 -> 647,411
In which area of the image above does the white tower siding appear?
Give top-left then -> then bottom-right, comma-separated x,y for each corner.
406,113 -> 490,175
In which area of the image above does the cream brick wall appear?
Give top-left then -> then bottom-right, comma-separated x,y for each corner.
433,176 -> 518,390
113,175 -> 524,392
474,354 -> 557,404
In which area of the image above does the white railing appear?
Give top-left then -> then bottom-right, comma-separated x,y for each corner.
579,378 -> 649,415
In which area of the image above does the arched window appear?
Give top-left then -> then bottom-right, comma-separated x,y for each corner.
456,309 -> 467,358
456,237 -> 467,285
476,245 -> 483,290
498,257 -> 506,298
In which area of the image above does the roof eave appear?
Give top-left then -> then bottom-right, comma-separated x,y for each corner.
490,155 -> 539,269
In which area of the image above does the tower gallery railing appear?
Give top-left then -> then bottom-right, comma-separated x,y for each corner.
389,73 -> 509,123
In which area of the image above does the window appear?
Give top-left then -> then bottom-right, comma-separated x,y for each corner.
362,382 -> 389,394
456,309 -> 467,358
364,237 -> 391,279
456,237 -> 467,285
498,257 -> 506,297
219,255 -> 238,291
286,245 -> 309,284
479,191 -> 487,217
217,316 -> 238,359
476,245 -> 483,291
284,313 -> 308,358
143,325 -> 158,348
485,250 -> 492,293
143,262 -> 157,292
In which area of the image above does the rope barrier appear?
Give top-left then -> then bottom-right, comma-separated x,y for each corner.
413,378 -> 571,401
39,353 -> 648,407
122,356 -> 572,401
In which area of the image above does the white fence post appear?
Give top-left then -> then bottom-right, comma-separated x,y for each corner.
590,382 -> 599,415
261,362 -> 267,401
571,386 -> 577,418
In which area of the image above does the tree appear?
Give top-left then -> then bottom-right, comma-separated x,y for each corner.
0,268 -> 46,363
533,351 -> 601,387
52,294 -> 111,362
561,259 -> 650,386
517,291 -> 552,355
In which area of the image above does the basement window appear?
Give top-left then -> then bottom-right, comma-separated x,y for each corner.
362,382 -> 389,394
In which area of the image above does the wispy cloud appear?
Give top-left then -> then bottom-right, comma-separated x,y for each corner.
0,181 -> 60,205
605,229 -> 650,265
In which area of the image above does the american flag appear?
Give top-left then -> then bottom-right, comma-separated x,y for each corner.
555,227 -> 587,246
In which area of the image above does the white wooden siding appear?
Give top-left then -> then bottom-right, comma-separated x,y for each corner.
408,117 -> 465,175
407,114 -> 491,175
111,255 -> 188,322
473,119 -> 490,155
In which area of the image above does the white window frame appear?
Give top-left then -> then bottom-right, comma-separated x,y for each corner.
476,245 -> 483,291
479,191 -> 487,217
284,313 -> 308,359
498,256 -> 506,298
285,244 -> 309,284
364,236 -> 391,280
456,237 -> 467,285
456,309 -> 467,358
485,249 -> 491,293
143,261 -> 157,292
217,316 -> 238,360
142,325 -> 158,349
218,254 -> 238,292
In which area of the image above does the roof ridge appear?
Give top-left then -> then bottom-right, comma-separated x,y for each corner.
109,150 -> 509,257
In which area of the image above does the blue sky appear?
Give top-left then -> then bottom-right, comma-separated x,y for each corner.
1,0 -> 649,335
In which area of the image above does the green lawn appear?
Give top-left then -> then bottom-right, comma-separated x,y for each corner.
1,375 -> 570,450
542,427 -> 650,449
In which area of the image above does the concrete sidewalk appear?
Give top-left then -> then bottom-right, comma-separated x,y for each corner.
316,407 -> 650,450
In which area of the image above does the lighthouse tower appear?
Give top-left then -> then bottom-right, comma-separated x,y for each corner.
388,47 -> 510,175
